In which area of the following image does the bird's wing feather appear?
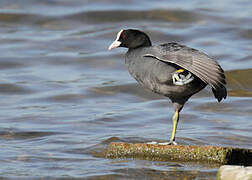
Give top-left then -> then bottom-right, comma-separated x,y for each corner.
143,43 -> 226,89
143,43 -> 227,102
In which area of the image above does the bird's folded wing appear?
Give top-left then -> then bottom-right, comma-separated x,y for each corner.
143,44 -> 226,90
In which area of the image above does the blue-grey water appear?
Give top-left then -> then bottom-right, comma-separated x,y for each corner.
0,0 -> 252,179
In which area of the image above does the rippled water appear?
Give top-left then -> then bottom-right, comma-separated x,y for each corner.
0,0 -> 252,179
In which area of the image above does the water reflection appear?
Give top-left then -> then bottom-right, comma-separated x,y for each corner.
226,69 -> 252,97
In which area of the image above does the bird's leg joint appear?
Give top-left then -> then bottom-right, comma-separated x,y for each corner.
172,69 -> 194,85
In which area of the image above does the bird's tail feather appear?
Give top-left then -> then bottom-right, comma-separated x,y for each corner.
212,85 -> 227,102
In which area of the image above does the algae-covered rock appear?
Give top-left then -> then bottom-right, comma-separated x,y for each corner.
106,142 -> 252,165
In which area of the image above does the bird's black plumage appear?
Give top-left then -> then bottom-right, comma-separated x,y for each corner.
108,29 -> 227,144
142,42 -> 227,102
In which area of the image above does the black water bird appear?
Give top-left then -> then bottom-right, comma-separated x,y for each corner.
108,29 -> 227,145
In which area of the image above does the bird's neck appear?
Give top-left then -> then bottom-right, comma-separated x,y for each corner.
128,42 -> 152,51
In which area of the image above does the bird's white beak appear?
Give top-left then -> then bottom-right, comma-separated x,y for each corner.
108,40 -> 121,50
108,29 -> 124,50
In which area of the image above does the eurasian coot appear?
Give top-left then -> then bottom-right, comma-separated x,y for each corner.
108,29 -> 227,145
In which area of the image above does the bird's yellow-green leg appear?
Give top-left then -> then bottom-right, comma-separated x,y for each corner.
169,110 -> 179,145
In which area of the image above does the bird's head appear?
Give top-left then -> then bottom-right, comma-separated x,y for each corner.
108,29 -> 152,50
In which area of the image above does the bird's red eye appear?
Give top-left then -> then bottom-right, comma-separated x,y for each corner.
122,34 -> 126,39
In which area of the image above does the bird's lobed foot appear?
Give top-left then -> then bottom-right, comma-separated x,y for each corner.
146,141 -> 178,145
172,69 -> 194,86
146,141 -> 158,145
158,141 -> 178,145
